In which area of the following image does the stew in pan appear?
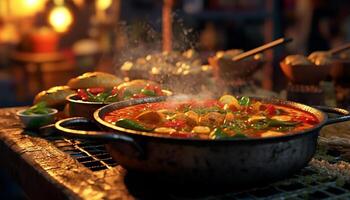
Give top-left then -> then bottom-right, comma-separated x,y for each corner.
104,95 -> 319,139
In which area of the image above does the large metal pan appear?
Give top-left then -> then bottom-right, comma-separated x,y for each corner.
55,97 -> 350,188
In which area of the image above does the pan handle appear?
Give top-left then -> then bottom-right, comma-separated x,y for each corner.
55,117 -> 144,158
313,106 -> 350,125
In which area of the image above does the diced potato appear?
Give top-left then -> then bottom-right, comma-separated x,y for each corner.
219,95 -> 238,105
248,115 -> 266,122
192,126 -> 211,135
220,95 -> 240,111
261,131 -> 284,138
136,111 -> 164,125
271,115 -> 292,121
154,127 -> 176,134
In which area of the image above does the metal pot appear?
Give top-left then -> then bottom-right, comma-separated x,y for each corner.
55,97 -> 350,187
66,94 -> 108,119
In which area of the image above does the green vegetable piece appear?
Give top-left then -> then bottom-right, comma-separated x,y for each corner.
251,120 -> 269,130
231,133 -> 247,138
268,119 -> 299,127
95,92 -> 110,102
114,119 -> 153,131
276,126 -> 293,132
123,90 -> 134,99
251,118 -> 299,131
104,94 -> 118,102
209,128 -> 229,139
86,90 -> 98,102
141,89 -> 157,97
239,96 -> 250,106
227,119 -> 247,131
23,102 -> 51,115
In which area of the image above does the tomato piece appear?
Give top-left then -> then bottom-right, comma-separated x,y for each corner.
77,89 -> 88,100
163,120 -> 186,128
153,85 -> 163,95
87,87 -> 105,94
293,116 -> 319,125
246,106 -> 254,114
144,84 -> 155,90
266,105 -> 276,115
111,86 -> 118,95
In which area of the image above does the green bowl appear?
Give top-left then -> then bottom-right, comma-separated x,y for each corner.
16,108 -> 58,129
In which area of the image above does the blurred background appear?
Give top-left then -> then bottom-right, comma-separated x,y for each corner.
1,0 -> 350,108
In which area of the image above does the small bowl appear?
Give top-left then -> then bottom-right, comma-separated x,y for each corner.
280,62 -> 330,85
208,54 -> 264,81
66,94 -> 108,119
16,108 -> 58,129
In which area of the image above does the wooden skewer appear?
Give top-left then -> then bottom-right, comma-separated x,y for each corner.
232,38 -> 293,62
329,43 -> 350,55
162,0 -> 173,52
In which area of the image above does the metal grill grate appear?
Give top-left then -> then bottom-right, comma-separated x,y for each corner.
224,167 -> 350,199
43,133 -> 350,199
43,134 -> 117,171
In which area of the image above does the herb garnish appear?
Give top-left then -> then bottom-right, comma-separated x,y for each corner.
23,102 -> 52,115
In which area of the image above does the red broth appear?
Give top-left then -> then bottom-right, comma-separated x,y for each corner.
104,98 -> 319,139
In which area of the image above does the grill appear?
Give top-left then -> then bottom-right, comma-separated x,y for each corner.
43,131 -> 350,199
43,134 -> 117,171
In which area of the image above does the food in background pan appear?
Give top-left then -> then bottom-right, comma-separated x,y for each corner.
280,54 -> 330,84
308,51 -> 333,66
120,49 -> 211,93
104,95 -> 319,139
120,49 -> 203,80
208,49 -> 264,83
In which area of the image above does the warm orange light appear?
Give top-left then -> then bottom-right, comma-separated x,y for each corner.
48,6 -> 73,33
23,0 -> 41,7
0,0 -> 46,17
96,0 -> 112,10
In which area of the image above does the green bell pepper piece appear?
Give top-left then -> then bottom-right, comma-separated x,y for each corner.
239,96 -> 250,106
114,119 -> 153,131
141,89 -> 157,97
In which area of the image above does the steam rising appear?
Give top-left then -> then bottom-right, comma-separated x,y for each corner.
109,13 -> 233,100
